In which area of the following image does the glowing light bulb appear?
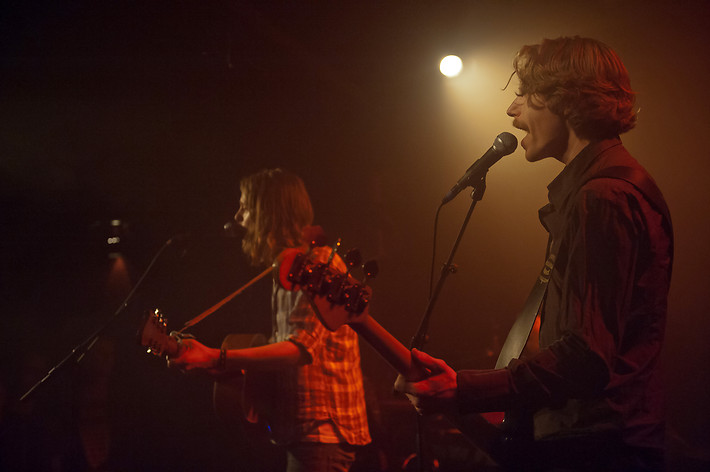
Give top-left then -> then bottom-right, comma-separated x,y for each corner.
440,55 -> 463,77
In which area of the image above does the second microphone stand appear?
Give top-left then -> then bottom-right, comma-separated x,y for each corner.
409,174 -> 487,472
19,236 -> 178,404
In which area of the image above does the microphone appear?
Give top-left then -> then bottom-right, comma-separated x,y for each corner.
223,220 -> 245,238
167,222 -> 243,246
167,233 -> 191,245
441,132 -> 518,204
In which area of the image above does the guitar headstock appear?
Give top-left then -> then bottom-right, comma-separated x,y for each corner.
137,308 -> 180,358
278,240 -> 378,331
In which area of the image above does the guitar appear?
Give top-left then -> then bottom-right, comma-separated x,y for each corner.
137,309 -> 278,434
277,246 -> 515,465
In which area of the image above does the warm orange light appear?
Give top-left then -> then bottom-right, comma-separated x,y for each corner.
107,255 -> 131,298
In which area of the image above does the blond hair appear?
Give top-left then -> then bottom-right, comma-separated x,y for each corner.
239,168 -> 314,266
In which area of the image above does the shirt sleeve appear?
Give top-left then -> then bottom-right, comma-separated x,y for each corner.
283,292 -> 322,363
282,246 -> 348,361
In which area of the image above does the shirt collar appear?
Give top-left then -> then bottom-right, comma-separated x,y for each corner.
546,137 -> 623,214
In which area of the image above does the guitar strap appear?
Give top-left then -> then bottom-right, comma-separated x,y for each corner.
178,266 -> 273,333
494,247 -> 555,369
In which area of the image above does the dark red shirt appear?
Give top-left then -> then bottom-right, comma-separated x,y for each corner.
456,139 -> 673,455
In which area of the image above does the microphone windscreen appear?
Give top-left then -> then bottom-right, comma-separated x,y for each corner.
495,132 -> 518,155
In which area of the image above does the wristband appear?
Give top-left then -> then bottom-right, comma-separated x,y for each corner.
217,348 -> 227,370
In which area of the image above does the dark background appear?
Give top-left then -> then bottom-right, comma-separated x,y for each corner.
1,1 -> 708,470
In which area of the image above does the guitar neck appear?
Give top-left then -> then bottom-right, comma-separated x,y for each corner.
350,313 -> 507,462
351,316 -> 417,379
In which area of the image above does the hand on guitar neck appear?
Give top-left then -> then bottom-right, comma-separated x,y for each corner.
166,338 -> 223,375
393,348 -> 458,418
137,309 -> 224,375
138,308 -> 304,376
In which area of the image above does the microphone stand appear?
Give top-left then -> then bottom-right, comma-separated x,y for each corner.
19,237 -> 178,403
409,175 -> 487,472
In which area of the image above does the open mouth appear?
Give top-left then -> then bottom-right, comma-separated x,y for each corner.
518,129 -> 530,149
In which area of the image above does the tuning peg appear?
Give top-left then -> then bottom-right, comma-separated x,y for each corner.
303,225 -> 327,249
362,260 -> 379,284
344,248 -> 362,271
326,238 -> 342,265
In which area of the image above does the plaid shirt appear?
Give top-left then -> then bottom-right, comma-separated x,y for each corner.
269,248 -> 371,446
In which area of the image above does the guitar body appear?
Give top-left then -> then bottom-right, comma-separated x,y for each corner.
137,310 -> 279,436
212,333 -> 275,428
212,334 -> 285,466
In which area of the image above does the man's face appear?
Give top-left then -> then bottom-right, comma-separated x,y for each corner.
506,93 -> 568,163
234,194 -> 252,230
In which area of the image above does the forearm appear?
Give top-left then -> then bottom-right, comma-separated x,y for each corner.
222,340 -> 306,371
456,368 -> 515,414
456,334 -> 609,415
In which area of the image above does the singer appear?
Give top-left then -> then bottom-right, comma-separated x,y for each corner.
168,169 -> 370,471
396,37 -> 673,471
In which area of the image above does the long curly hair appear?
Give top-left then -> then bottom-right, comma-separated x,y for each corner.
239,168 -> 314,266
513,36 -> 637,140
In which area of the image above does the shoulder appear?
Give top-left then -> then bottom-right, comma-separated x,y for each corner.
574,174 -> 648,233
579,170 -> 641,202
579,174 -> 641,204
578,144 -> 653,211
579,155 -> 665,220
574,175 -> 670,249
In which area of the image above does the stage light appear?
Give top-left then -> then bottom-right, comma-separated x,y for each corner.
440,55 -> 463,77
106,219 -> 125,259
